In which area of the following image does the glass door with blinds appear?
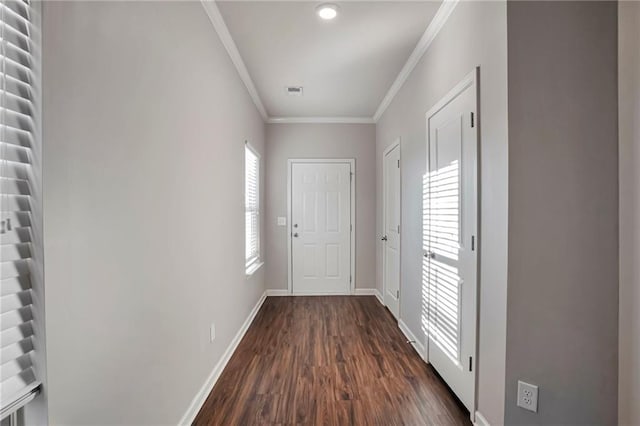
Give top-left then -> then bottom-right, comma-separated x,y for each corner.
0,0 -> 42,420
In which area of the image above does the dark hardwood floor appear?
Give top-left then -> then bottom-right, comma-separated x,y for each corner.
193,296 -> 471,425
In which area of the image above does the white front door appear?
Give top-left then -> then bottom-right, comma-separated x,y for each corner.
291,161 -> 352,294
383,142 -> 401,319
424,73 -> 478,411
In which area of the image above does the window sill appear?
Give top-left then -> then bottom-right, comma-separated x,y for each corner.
245,261 -> 264,278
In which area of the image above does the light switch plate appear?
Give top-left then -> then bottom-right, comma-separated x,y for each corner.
277,217 -> 287,226
517,380 -> 538,412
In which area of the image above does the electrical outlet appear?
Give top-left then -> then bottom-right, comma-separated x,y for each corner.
517,381 -> 538,412
210,323 -> 216,342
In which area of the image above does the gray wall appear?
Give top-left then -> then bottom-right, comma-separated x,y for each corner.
619,1 -> 640,424
505,2 -> 618,424
375,2 -> 508,423
265,123 -> 376,290
42,2 -> 265,423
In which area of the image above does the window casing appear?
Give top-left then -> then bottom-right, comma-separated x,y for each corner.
245,144 -> 260,272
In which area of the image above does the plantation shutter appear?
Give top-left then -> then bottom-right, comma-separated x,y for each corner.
0,0 -> 41,417
245,144 -> 260,269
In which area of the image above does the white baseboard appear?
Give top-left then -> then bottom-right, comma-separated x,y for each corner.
474,411 -> 490,426
374,289 -> 383,305
354,288 -> 384,305
398,319 -> 425,358
178,291 -> 267,425
265,288 -> 290,296
267,288 -> 384,299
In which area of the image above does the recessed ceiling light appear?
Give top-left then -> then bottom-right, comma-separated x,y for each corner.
316,3 -> 338,20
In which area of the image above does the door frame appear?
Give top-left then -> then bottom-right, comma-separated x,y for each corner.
424,67 -> 480,419
382,139 -> 402,317
287,158 -> 356,295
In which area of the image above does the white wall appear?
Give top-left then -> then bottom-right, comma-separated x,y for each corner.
265,123 -> 376,291
375,2 -> 508,423
505,1 -> 618,423
619,1 -> 640,424
42,2 -> 265,423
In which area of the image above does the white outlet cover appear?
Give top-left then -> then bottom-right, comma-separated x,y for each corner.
277,217 -> 287,226
517,380 -> 538,412
210,323 -> 216,342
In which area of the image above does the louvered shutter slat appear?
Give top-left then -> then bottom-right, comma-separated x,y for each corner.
0,0 -> 41,416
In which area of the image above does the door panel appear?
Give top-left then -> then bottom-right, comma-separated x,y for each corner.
383,144 -> 401,319
424,79 -> 478,411
292,162 -> 351,294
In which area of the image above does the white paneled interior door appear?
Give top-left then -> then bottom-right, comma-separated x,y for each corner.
424,72 -> 478,412
383,142 -> 401,319
290,161 -> 352,294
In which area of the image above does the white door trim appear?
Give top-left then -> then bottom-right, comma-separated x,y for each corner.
382,139 -> 402,318
287,158 -> 356,295
424,67 -> 480,419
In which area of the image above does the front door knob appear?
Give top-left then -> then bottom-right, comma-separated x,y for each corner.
381,236 -> 388,241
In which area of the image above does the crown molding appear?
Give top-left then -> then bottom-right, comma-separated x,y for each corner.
373,0 -> 459,122
203,0 -> 458,125
201,0 -> 269,121
267,117 -> 375,124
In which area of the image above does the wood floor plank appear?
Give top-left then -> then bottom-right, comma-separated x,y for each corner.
193,296 -> 471,426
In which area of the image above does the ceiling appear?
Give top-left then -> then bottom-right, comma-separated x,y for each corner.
216,1 -> 443,119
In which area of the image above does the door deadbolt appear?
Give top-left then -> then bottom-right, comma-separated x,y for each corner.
293,233 -> 299,238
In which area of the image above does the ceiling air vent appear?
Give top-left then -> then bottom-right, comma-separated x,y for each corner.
286,86 -> 303,96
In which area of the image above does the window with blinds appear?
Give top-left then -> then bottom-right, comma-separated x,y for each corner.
0,0 -> 41,419
245,144 -> 260,272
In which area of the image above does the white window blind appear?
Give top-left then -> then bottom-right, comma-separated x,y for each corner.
245,144 -> 260,270
0,0 -> 41,418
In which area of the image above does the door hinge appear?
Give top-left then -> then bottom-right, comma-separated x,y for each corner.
350,224 -> 353,232
396,289 -> 399,299
350,172 -> 353,181
471,235 -> 475,251
397,159 -> 400,168
469,356 -> 473,372
397,224 -> 400,234
471,112 -> 475,128
350,276 -> 352,283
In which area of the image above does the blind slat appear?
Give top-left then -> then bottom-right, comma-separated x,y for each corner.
0,353 -> 32,382
0,259 -> 30,281
1,74 -> 33,100
0,158 -> 29,180
0,306 -> 32,331
1,176 -> 29,195
0,226 -> 31,245
0,320 -> 33,347
1,108 -> 34,133
0,289 -> 31,312
1,275 -> 31,296
0,337 -> 33,364
1,242 -> 31,262
1,367 -> 36,398
1,141 -> 31,163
